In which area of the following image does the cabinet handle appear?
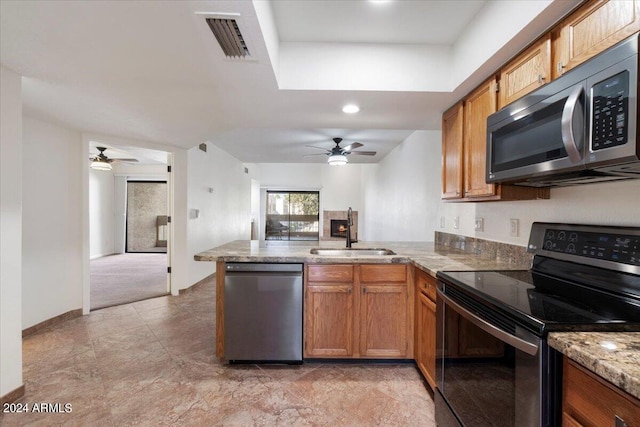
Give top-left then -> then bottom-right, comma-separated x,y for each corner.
615,415 -> 627,427
538,74 -> 545,84
362,287 -> 366,293
557,61 -> 565,75
348,288 -> 352,294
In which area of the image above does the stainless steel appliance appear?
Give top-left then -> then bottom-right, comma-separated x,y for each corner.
486,34 -> 639,187
435,223 -> 640,426
224,263 -> 303,363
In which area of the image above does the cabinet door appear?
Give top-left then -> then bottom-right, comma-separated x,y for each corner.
416,291 -> 437,390
359,284 -> 408,358
553,0 -> 640,78
499,34 -> 551,109
442,103 -> 464,199
304,284 -> 354,357
463,77 -> 498,198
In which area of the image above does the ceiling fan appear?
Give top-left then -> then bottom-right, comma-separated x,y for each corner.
89,147 -> 138,171
305,138 -> 377,165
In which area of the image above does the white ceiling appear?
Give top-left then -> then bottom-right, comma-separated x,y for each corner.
0,0 -> 572,164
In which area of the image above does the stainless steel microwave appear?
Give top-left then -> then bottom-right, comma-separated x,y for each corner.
486,34 -> 639,187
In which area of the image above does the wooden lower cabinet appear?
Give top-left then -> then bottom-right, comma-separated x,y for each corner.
360,283 -> 408,358
304,282 -> 354,357
562,357 -> 640,427
416,288 -> 437,389
304,264 -> 410,359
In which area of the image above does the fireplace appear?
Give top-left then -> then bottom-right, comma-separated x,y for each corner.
322,210 -> 357,241
330,219 -> 348,238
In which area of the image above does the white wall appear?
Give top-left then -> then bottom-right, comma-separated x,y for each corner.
187,143 -> 253,285
89,168 -> 115,258
359,129 -> 640,246
362,131 -> 442,241
438,179 -> 640,246
1,66 -> 24,398
22,116 -> 83,329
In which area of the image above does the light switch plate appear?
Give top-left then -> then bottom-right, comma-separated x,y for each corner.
475,217 -> 484,232
453,216 -> 459,229
510,218 -> 519,237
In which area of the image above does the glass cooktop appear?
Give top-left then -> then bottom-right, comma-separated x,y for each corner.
437,268 -> 640,336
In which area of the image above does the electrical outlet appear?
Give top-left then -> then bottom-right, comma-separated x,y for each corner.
475,217 -> 484,232
510,218 -> 519,237
440,216 -> 445,228
453,216 -> 459,229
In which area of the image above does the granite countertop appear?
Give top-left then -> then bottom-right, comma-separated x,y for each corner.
193,240 -> 532,276
549,332 -> 640,399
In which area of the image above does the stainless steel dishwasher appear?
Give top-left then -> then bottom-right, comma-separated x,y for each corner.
224,263 -> 303,363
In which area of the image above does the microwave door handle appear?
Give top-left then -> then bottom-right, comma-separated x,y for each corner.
438,290 -> 540,356
561,85 -> 584,163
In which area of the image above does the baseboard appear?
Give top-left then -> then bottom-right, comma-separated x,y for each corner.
90,252 -> 117,260
22,308 -> 83,338
179,272 -> 216,295
1,384 -> 25,405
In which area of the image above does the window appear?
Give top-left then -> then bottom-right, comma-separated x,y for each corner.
266,191 -> 319,241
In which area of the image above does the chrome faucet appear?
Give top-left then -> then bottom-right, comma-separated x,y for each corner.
346,207 -> 356,248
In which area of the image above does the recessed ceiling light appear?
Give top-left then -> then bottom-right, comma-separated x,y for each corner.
342,104 -> 360,114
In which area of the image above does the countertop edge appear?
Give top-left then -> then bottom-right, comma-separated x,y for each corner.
548,332 -> 640,399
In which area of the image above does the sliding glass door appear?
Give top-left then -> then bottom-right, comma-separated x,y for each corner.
266,191 -> 319,241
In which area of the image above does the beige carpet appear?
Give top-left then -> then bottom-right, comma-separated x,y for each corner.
90,253 -> 168,310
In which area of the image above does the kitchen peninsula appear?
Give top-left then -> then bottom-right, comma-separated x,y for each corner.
195,237 -> 532,363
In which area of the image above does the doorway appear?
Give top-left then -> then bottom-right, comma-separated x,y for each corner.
126,181 -> 168,253
88,143 -> 171,310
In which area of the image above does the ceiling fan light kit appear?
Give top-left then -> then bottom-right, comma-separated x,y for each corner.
328,154 -> 348,166
90,160 -> 112,171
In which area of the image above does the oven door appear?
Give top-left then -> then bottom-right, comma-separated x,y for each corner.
436,285 -> 559,427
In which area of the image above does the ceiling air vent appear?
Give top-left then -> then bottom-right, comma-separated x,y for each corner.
206,18 -> 250,58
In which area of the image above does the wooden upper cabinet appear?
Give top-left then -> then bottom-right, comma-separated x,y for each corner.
499,34 -> 552,109
553,0 -> 640,79
442,103 -> 464,199
464,77 -> 498,198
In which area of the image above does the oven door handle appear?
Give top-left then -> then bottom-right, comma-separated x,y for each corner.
438,290 -> 540,356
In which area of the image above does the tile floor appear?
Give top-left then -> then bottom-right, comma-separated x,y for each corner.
1,277 -> 435,426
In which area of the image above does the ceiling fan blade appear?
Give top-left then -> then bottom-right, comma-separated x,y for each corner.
348,151 -> 377,156
110,158 -> 139,163
303,153 -> 329,157
340,142 -> 363,152
306,145 -> 330,152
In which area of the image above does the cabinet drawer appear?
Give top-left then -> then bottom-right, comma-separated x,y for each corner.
415,268 -> 437,301
359,264 -> 407,283
307,264 -> 354,282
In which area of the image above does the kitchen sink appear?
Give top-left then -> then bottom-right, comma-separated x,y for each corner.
309,248 -> 396,256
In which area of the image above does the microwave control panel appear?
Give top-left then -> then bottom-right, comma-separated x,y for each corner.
591,71 -> 629,151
